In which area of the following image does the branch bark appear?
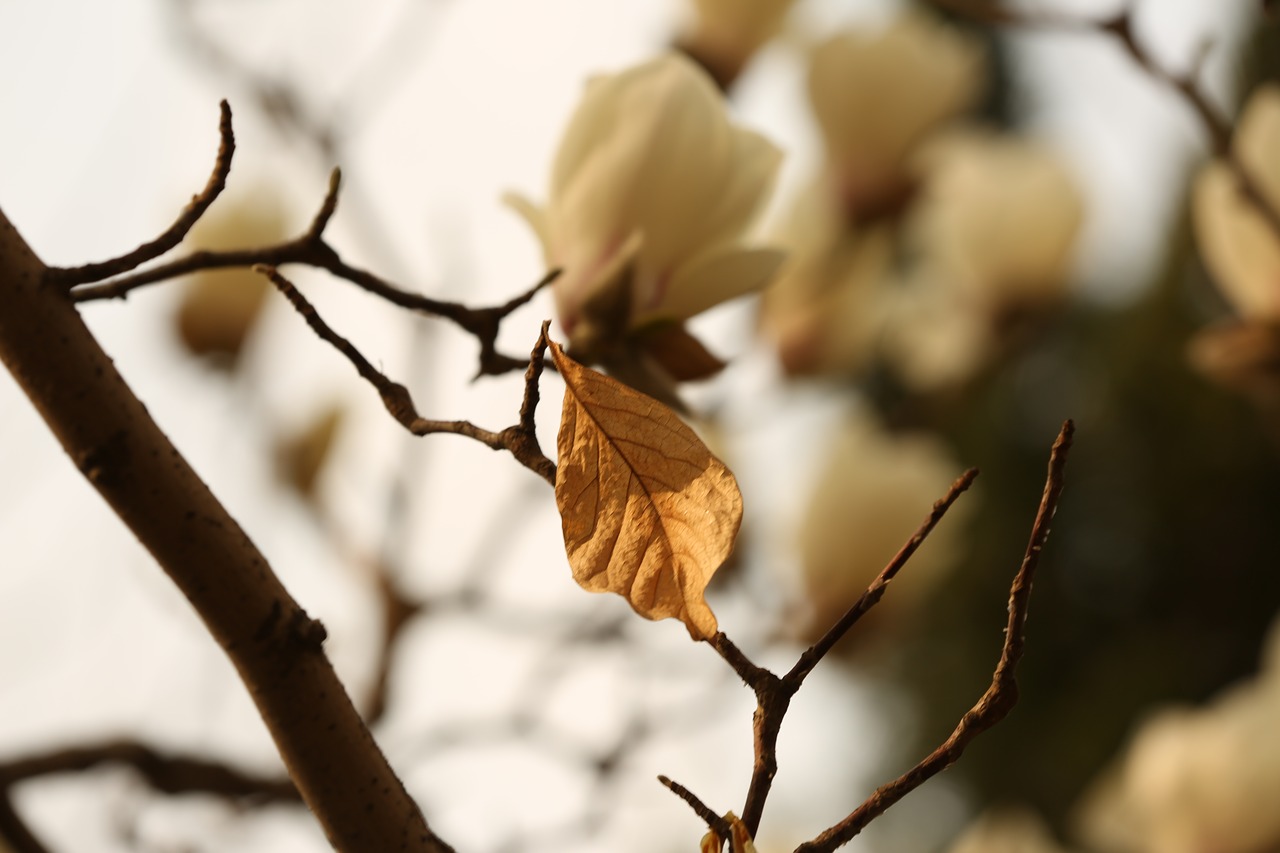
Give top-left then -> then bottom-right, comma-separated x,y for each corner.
0,207 -> 453,852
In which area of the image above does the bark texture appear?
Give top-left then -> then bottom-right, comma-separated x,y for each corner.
0,208 -> 453,853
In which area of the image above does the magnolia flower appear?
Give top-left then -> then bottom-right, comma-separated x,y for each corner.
507,54 -> 784,378
1193,84 -> 1280,321
808,11 -> 984,216
908,129 -> 1083,308
1076,619 -> 1280,853
680,0 -> 798,87
175,193 -> 289,367
760,191 -> 900,376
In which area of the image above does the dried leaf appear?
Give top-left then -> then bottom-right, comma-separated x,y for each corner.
550,340 -> 741,639
700,812 -> 758,853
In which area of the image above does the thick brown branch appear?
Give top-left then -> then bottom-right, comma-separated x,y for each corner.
0,209 -> 454,852
794,420 -> 1074,853
260,265 -> 556,484
49,101 -> 235,287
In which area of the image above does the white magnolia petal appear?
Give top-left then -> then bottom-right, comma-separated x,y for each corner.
808,10 -> 984,181
909,129 -> 1083,303
1235,84 -> 1280,216
557,230 -> 645,338
635,246 -> 785,325
667,127 -> 783,258
501,192 -> 552,263
1194,161 -> 1280,322
520,52 -> 783,356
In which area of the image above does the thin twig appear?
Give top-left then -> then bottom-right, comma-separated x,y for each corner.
700,467 -> 977,837
793,420 -> 1074,853
49,101 -> 235,287
0,740 -> 298,803
788,467 -> 979,684
306,167 -> 343,240
927,0 -> 1280,236
705,632 -> 772,691
659,775 -> 732,841
0,739 -> 300,852
71,177 -> 550,378
258,265 -> 556,483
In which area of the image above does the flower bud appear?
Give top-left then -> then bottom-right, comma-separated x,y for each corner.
680,0 -> 797,88
808,11 -> 984,219
507,54 -> 784,375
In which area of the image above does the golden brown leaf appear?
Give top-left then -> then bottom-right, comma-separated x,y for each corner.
550,340 -> 741,640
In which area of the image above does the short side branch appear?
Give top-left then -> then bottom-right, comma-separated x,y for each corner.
260,266 -> 556,484
49,101 -> 235,287
658,775 -> 732,841
794,420 -> 1075,853
787,467 -> 979,684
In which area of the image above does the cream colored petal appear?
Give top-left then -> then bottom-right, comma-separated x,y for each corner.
688,0 -> 797,59
556,230 -> 644,339
1194,161 -> 1280,321
808,10 -> 984,179
635,246 -> 785,325
501,191 -> 553,264
667,126 -> 783,259
1235,83 -> 1280,215
623,58 -> 739,264
551,69 -> 633,198
909,129 -> 1083,304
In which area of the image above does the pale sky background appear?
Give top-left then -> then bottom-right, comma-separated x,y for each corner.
0,1 -> 1258,851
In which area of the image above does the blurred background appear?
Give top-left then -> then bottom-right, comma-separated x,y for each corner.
2,1 -> 1279,851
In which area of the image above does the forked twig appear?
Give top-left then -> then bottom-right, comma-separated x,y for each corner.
258,265 -> 556,484
675,422 -> 1072,849
928,0 -> 1280,236
793,420 -> 1074,852
66,103 -> 556,379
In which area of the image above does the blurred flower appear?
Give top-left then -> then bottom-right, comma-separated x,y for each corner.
1076,617 -> 1280,853
948,808 -> 1077,853
884,129 -> 1083,390
507,54 -> 784,385
1190,85 -> 1280,399
762,130 -> 1082,390
808,11 -> 984,220
275,403 -> 346,501
797,409 -> 965,640
1193,84 -> 1280,322
679,0 -> 797,88
908,129 -> 1082,310
759,184 -> 899,376
175,194 -> 289,368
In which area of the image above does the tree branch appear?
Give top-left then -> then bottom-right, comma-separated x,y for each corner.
793,420 -> 1074,853
0,208 -> 454,852
658,775 -> 732,841
67,107 -> 555,380
927,0 -> 1280,237
260,265 -> 557,485
47,101 -> 236,287
787,467 -> 980,684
